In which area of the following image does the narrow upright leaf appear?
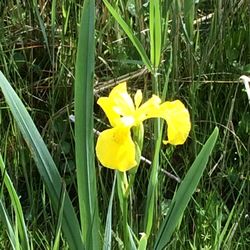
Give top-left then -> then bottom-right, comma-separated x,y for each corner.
0,155 -> 30,250
103,173 -> 116,250
183,0 -> 195,41
0,71 -> 84,250
74,0 -> 100,248
0,200 -> 16,250
150,0 -> 162,69
154,127 -> 219,249
103,0 -> 152,72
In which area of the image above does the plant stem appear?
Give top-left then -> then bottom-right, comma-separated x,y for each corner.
144,70 -> 163,235
121,172 -> 129,249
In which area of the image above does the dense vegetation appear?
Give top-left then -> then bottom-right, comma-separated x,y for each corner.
0,0 -> 249,249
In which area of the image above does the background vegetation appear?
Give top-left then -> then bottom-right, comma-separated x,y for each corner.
0,0 -> 249,249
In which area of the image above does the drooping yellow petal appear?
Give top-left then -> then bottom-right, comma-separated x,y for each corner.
158,100 -> 191,145
95,126 -> 137,172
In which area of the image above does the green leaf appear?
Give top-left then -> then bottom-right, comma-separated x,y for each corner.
32,0 -> 52,62
74,0 -> 100,248
52,184 -> 66,250
183,0 -> 195,41
0,155 -> 30,250
154,127 -> 219,249
0,71 -> 84,250
103,173 -> 116,250
0,200 -> 16,249
103,0 -> 152,72
150,0 -> 162,69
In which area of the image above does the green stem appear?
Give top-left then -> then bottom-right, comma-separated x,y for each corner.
144,70 -> 163,235
121,172 -> 129,249
118,121 -> 149,248
123,193 -> 129,249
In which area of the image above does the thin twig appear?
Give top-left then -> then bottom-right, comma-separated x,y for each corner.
94,67 -> 148,94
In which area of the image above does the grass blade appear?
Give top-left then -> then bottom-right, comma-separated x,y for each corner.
0,200 -> 16,249
183,0 -> 195,41
52,183 -> 66,250
32,0 -> 52,63
0,71 -> 84,250
150,0 -> 162,69
154,127 -> 219,249
0,155 -> 30,250
103,173 -> 116,250
103,0 -> 152,72
74,0 -> 100,248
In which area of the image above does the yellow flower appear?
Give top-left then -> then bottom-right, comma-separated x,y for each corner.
96,82 -> 191,171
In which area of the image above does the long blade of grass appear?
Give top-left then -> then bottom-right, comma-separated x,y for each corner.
0,155 -> 30,250
183,0 -> 195,42
51,0 -> 57,67
150,0 -> 161,69
154,127 -> 219,249
32,0 -> 52,63
103,0 -> 152,72
0,200 -> 16,249
74,0 -> 100,248
127,226 -> 137,250
52,183 -> 66,250
103,173 -> 116,250
0,71 -> 84,250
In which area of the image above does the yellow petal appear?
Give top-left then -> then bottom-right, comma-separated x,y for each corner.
109,82 -> 135,115
96,126 -> 137,172
139,94 -> 161,113
97,97 -> 121,127
158,100 -> 191,145
135,94 -> 161,123
97,82 -> 135,127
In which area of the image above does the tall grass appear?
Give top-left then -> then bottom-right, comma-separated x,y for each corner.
0,0 -> 249,249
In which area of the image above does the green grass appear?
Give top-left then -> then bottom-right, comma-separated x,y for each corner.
0,0 -> 250,249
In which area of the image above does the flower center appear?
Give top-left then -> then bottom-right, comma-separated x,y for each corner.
112,127 -> 129,144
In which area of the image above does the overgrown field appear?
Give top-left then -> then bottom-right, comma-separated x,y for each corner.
0,0 -> 249,249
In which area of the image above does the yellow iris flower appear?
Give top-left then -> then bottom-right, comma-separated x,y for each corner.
96,82 -> 191,172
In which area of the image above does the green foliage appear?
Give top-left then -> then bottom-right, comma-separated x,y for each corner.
0,154 -> 29,250
0,71 -> 84,249
103,0 -> 152,72
74,0 -> 100,249
155,127 -> 218,249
